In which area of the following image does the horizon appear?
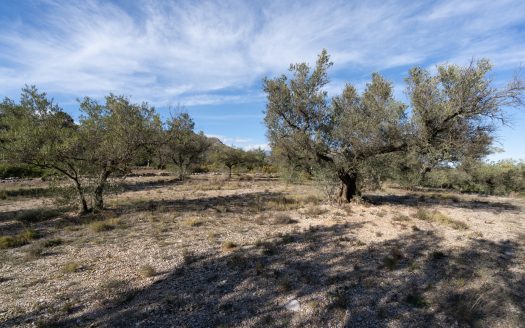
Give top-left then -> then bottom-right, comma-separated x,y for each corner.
1,0 -> 524,161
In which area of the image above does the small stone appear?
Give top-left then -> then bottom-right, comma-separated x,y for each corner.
285,299 -> 300,312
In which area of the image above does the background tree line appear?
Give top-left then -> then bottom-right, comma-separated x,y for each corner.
0,87 -> 267,213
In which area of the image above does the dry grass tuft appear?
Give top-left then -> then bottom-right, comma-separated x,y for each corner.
89,218 -> 121,232
303,206 -> 328,216
272,214 -> 298,225
392,214 -> 411,222
183,218 -> 204,227
415,209 -> 469,230
62,262 -> 80,273
139,265 -> 156,278
222,241 -> 238,252
0,229 -> 40,249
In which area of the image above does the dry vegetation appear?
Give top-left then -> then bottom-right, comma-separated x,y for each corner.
0,173 -> 524,327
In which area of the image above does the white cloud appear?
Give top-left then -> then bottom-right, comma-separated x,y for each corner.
0,0 -> 524,106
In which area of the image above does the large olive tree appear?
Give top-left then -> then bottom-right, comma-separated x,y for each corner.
264,51 -> 524,202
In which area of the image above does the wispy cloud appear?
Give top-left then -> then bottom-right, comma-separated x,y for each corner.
1,0 -> 523,106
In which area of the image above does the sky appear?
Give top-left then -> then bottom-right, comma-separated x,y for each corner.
0,0 -> 524,160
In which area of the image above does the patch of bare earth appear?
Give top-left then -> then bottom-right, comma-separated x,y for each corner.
0,174 -> 524,327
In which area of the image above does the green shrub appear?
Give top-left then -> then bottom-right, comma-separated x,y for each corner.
0,163 -> 48,179
423,160 -> 525,196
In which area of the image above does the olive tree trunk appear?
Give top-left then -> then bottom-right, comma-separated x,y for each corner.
338,172 -> 358,202
72,179 -> 89,214
178,162 -> 185,181
93,169 -> 111,211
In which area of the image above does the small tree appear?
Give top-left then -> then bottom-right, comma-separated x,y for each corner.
243,148 -> 266,171
78,95 -> 159,210
264,50 -> 524,202
216,147 -> 245,179
164,113 -> 211,180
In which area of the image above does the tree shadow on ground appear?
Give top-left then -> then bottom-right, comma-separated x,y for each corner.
0,191 -> 290,244
363,193 -> 521,213
119,178 -> 183,192
113,191 -> 289,216
7,222 -> 521,328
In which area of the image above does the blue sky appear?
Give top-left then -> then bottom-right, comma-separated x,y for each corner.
1,0 -> 524,160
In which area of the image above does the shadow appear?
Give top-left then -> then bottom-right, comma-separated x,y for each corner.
114,191 -> 287,216
363,193 -> 521,213
118,178 -> 182,192
6,223 -> 521,327
2,187 -> 54,198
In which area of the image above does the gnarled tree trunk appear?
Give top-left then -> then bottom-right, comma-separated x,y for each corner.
93,169 -> 111,211
73,179 -> 89,214
338,172 -> 358,202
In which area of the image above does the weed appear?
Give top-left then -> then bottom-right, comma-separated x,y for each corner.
90,218 -> 120,232
15,209 -> 61,226
255,261 -> 264,275
227,254 -> 249,269
430,250 -> 447,260
26,244 -> 45,259
0,229 -> 40,249
355,240 -> 366,246
328,286 -> 349,309
255,214 -> 269,225
60,301 -> 76,314
182,250 -> 198,265
406,290 -> 428,308
100,279 -> 128,291
445,287 -> 503,325
62,262 -> 80,273
222,241 -> 238,252
392,214 -> 411,222
273,214 -> 298,225
43,238 -> 64,248
383,247 -> 404,270
207,232 -> 220,243
183,218 -> 203,227
277,276 -> 292,292
280,233 -> 295,244
260,241 -> 278,256
139,265 -> 156,278
415,209 -> 469,230
303,206 -> 328,216
377,210 -> 387,217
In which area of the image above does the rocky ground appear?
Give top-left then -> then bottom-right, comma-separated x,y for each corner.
0,174 -> 524,327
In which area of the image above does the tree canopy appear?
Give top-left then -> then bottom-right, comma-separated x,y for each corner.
264,50 -> 524,201
1,87 -> 160,213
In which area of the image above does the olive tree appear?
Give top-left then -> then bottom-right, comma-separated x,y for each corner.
264,50 -> 524,202
164,113 -> 211,180
0,86 -> 90,213
0,87 -> 159,213
78,95 -> 159,210
215,146 -> 246,179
